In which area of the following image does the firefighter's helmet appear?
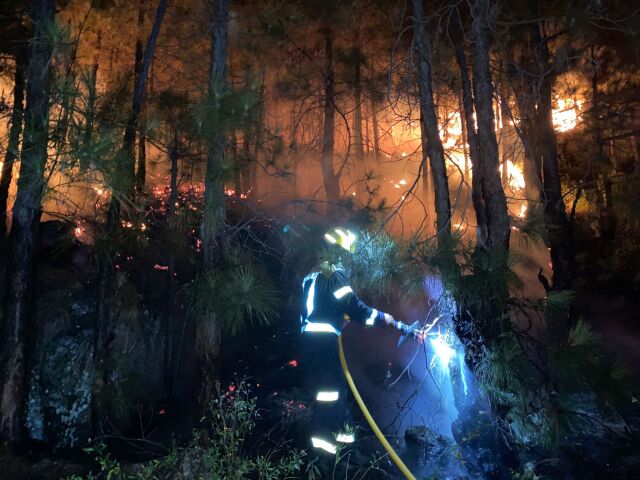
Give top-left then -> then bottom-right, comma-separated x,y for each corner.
324,227 -> 357,253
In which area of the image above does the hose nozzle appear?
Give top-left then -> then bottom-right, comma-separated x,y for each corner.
395,321 -> 422,348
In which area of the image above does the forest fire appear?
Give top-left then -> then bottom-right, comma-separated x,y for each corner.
0,0 -> 638,479
500,160 -> 526,191
517,204 -> 528,219
553,97 -> 584,132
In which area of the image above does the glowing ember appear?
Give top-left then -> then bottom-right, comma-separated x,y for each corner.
154,264 -> 169,271
288,359 -> 298,367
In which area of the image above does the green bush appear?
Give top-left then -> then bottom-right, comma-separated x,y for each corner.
64,382 -> 311,480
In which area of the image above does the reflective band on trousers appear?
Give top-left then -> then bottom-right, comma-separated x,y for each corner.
311,437 -> 337,454
366,308 -> 378,325
336,432 -> 355,443
333,286 -> 353,299
316,391 -> 339,402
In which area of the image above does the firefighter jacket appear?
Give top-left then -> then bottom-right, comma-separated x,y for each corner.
300,268 -> 385,335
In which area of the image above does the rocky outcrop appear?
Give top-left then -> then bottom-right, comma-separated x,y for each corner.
25,267 -> 168,451
26,275 -> 96,450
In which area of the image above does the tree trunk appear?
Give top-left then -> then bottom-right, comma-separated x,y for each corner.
452,9 -> 486,244
0,49 -> 27,241
590,60 -> 615,244
470,0 -> 510,252
320,32 -> 340,209
108,0 -> 166,225
518,2 -> 573,290
412,0 -> 451,245
352,48 -> 364,158
371,95 -> 381,160
420,116 -> 432,217
1,0 -> 55,444
512,87 -> 543,209
363,104 -> 370,154
168,132 -> 179,217
136,122 -> 147,193
198,0 -> 229,409
134,0 -> 147,193
459,96 -> 469,181
538,76 -> 573,289
250,141 -> 259,202
93,0 -> 167,431
633,135 -> 640,175
201,0 -> 228,270
80,59 -> 99,171
240,128 -> 251,194
507,24 -> 544,209
164,131 -> 179,396
247,72 -> 264,203
497,96 -> 509,188
231,131 -> 241,195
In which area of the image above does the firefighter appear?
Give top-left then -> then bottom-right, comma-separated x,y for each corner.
299,227 -> 416,458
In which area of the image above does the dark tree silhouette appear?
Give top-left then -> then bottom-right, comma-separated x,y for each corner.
1,0 -> 55,444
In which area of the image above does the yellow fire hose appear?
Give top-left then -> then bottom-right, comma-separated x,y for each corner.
338,335 -> 416,480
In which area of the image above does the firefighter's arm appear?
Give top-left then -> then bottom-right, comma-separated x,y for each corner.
332,272 -> 389,327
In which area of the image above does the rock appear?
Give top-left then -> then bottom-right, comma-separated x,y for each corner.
104,278 -> 166,434
178,448 -> 204,479
27,274 -> 97,450
404,425 -> 475,479
26,267 -> 172,451
405,425 -> 450,456
27,330 -> 94,450
451,403 -> 516,479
